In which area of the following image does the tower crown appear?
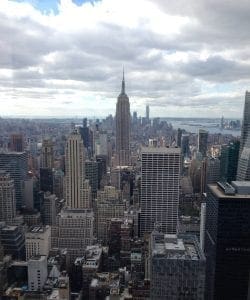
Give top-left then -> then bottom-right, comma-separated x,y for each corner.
119,68 -> 128,98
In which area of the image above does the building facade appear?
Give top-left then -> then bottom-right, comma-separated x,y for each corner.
0,151 -> 28,209
65,130 -> 86,209
52,208 -> 94,261
237,91 -> 250,180
198,129 -> 208,157
0,170 -> 16,223
205,182 -> 250,300
140,147 -> 181,236
28,255 -> 48,291
150,232 -> 205,300
25,225 -> 51,260
116,72 -> 130,166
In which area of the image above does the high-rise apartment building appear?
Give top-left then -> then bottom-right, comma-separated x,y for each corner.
150,232 -> 205,300
0,151 -> 28,209
205,181 -> 250,300
0,170 -> 16,223
237,91 -> 250,180
65,130 -> 86,209
116,72 -> 130,166
198,129 -> 208,157
140,147 -> 181,236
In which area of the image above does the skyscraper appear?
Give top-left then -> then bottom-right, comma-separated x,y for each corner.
146,105 -> 150,120
0,170 -> 16,223
65,130 -> 86,209
237,91 -> 250,180
0,151 -> 28,209
41,138 -> 54,169
220,141 -> 240,182
140,147 -> 181,236
150,232 -> 205,300
198,129 -> 208,157
10,134 -> 24,152
116,71 -> 130,166
181,133 -> 190,158
205,181 -> 250,300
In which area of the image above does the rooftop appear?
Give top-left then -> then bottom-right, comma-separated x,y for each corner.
209,182 -> 250,199
151,232 -> 204,261
141,146 -> 181,154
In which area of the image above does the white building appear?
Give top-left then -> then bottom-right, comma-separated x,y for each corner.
140,147 -> 181,236
25,225 -> 51,260
28,255 -> 48,291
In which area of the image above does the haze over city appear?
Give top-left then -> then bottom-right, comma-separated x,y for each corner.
1,0 -> 250,118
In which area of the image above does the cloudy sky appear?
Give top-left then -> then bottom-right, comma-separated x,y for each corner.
1,0 -> 250,118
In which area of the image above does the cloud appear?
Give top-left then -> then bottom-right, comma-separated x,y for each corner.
0,0 -> 249,118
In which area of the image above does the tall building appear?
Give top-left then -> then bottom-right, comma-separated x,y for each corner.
65,130 -> 86,209
94,186 -> 125,244
28,255 -> 48,291
0,170 -> 16,223
40,168 -> 53,193
41,139 -> 54,169
0,151 -> 28,209
42,192 -> 57,226
181,134 -> 190,158
25,225 -> 51,260
150,232 -> 205,300
85,160 -> 98,196
237,91 -> 250,180
0,225 -> 25,260
116,71 -> 130,166
220,141 -> 240,182
10,134 -> 24,152
140,147 -> 181,236
200,157 -> 220,193
205,181 -> 250,300
40,139 -> 54,195
146,105 -> 150,120
198,129 -> 208,157
53,169 -> 64,199
52,208 -> 94,262
177,128 -> 183,147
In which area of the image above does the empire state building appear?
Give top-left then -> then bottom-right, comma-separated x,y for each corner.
116,72 -> 130,166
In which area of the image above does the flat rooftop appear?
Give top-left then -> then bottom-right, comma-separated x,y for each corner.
141,146 -> 181,154
208,183 -> 250,199
151,233 -> 203,261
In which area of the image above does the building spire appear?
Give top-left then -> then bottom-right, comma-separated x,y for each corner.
121,67 -> 125,94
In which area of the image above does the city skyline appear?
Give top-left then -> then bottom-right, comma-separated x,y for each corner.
0,0 -> 250,118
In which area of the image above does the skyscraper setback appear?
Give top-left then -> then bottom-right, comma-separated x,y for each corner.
116,72 -> 130,166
